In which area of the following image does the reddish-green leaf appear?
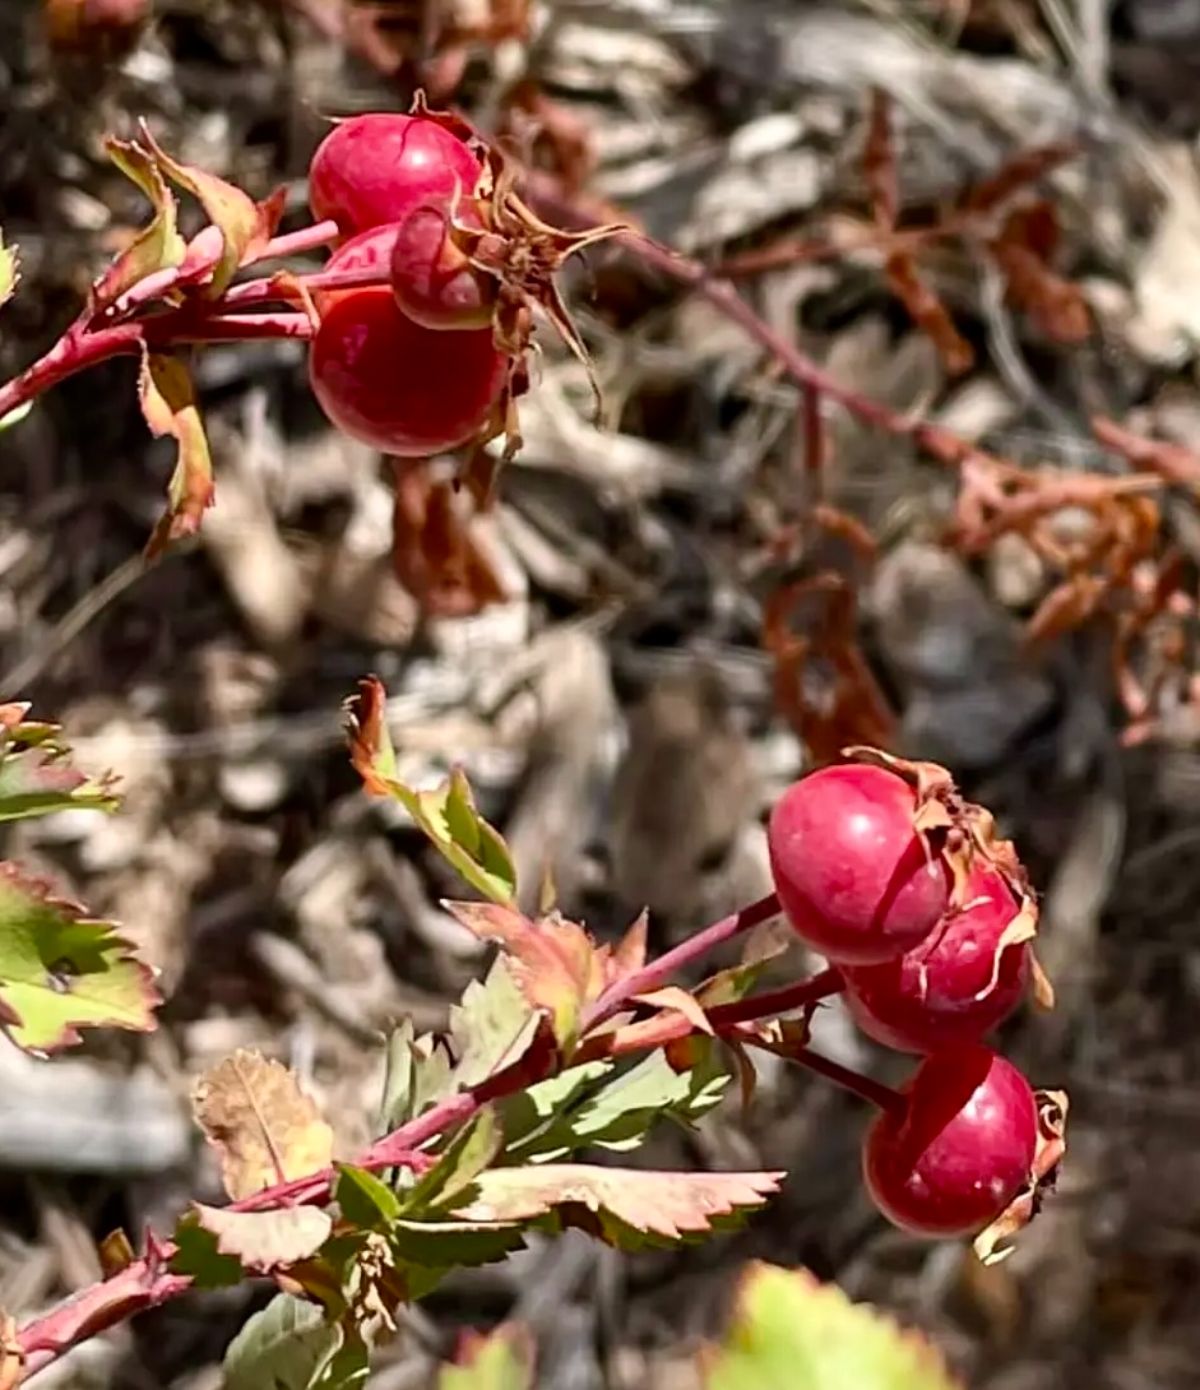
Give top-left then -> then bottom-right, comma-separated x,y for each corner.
346,677 -> 516,905
0,864 -> 158,1054
138,122 -> 275,296
95,138 -> 186,308
139,351 -> 214,557
445,902 -> 607,1049
450,1164 -> 781,1245
0,704 -> 118,821
440,1325 -> 536,1390
704,1261 -> 961,1390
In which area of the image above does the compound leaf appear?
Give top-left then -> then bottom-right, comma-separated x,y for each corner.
0,864 -> 158,1053
139,351 -> 214,558
703,1261 -> 962,1390
439,1324 -> 536,1390
346,678 -> 516,905
450,1164 -> 781,1246
193,1049 -> 334,1201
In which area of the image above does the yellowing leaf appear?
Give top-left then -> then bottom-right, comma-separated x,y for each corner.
0,704 -> 118,821
704,1261 -> 961,1390
0,864 -> 159,1054
440,1324 -> 536,1390
139,351 -> 214,557
193,1049 -> 334,1201
182,1204 -> 332,1277
0,229 -> 17,310
96,138 -> 186,309
346,678 -> 516,905
450,1164 -> 781,1244
445,903 -> 606,1049
137,122 -> 273,296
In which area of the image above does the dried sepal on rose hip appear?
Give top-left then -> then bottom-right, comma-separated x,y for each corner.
972,1087 -> 1069,1264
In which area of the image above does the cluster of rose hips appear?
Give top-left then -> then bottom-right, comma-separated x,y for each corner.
767,754 -> 1061,1245
304,104 -> 609,461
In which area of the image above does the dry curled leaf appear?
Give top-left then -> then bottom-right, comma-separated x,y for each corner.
193,1049 -> 334,1201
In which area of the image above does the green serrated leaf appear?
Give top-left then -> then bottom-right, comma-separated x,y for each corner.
379,1018 -> 417,1131
403,1107 -> 503,1214
500,1060 -> 614,1158
336,1165 -> 401,1229
390,1218 -> 526,1270
139,351 -> 214,558
528,1046 -> 729,1160
451,957 -> 542,1089
0,864 -> 158,1053
439,1325 -> 536,1390
0,705 -> 118,822
346,679 -> 516,905
170,1217 -> 244,1289
223,1294 -> 345,1390
0,228 -> 18,310
96,138 -> 186,309
703,1262 -> 963,1390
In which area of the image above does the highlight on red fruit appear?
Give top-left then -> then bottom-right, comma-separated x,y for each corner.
390,204 -> 496,331
309,228 -> 507,456
767,762 -> 951,965
841,860 -> 1031,1053
309,111 -> 483,240
863,1046 -> 1038,1238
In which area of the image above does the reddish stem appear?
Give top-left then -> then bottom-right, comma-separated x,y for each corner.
217,262 -> 389,310
741,1032 -> 906,1116
0,322 -> 144,422
581,892 -> 781,1035
710,967 -> 843,1026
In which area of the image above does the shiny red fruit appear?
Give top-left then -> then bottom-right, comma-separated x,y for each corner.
309,113 -> 483,239
309,229 -> 506,456
842,861 -> 1030,1053
390,204 -> 495,331
863,1046 -> 1037,1237
767,764 -> 950,965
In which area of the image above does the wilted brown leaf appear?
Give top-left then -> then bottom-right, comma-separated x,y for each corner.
185,1204 -> 333,1275
139,352 -> 214,558
885,254 -> 974,375
193,1050 -> 334,1201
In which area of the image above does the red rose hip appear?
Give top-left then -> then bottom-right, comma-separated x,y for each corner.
863,1046 -> 1037,1237
767,763 -> 950,965
309,112 -> 483,239
390,204 -> 495,332
842,861 -> 1030,1053
309,228 -> 506,456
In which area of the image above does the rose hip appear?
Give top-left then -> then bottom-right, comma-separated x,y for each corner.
390,204 -> 495,332
863,1046 -> 1037,1237
309,112 -> 483,240
842,861 -> 1030,1053
767,763 -> 950,965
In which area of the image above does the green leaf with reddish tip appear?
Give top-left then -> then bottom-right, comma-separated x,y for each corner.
0,705 -> 119,822
137,122 -> 274,296
449,1164 -> 781,1248
704,1262 -> 962,1390
439,1325 -> 536,1390
0,228 -> 18,310
0,864 -> 159,1053
96,138 -> 186,309
346,677 -> 516,905
138,351 -> 214,557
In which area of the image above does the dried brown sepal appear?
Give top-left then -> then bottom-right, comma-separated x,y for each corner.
99,1229 -> 136,1277
973,1088 -> 1069,1265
